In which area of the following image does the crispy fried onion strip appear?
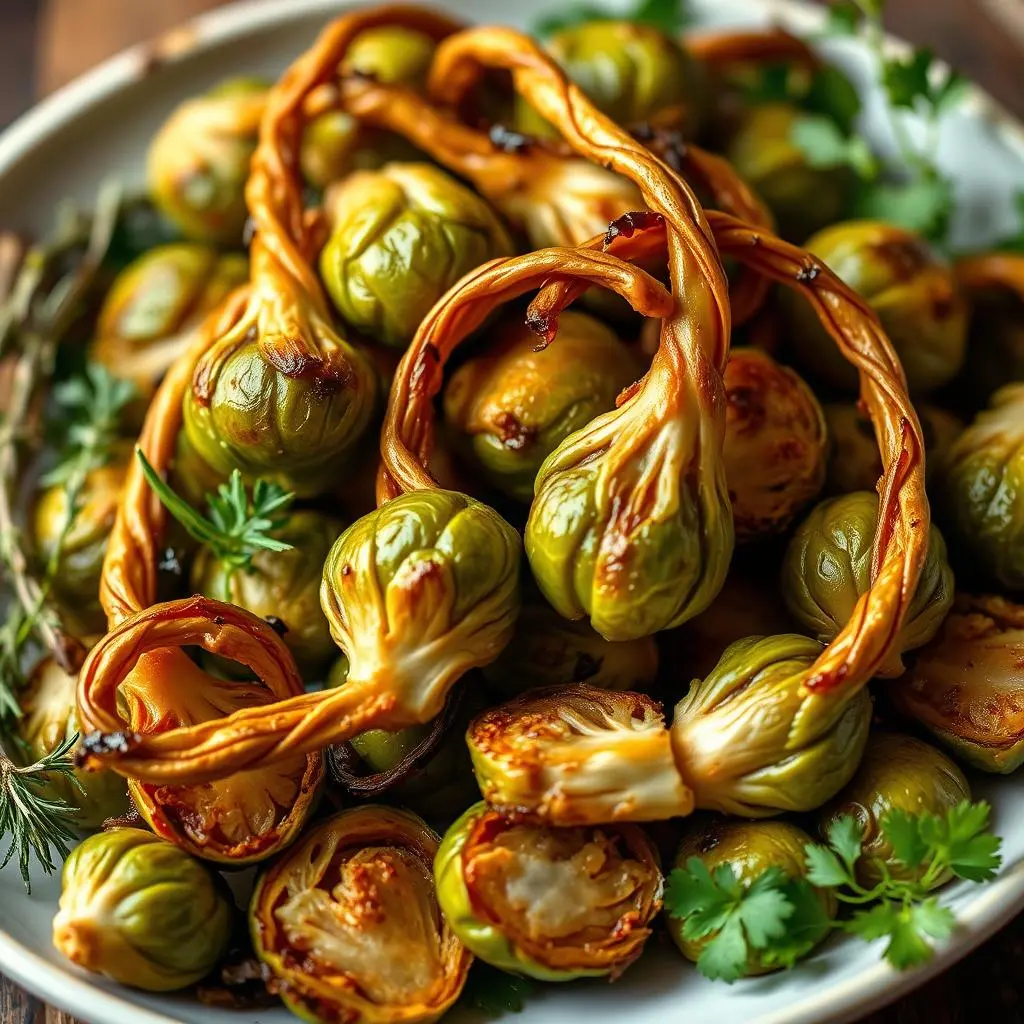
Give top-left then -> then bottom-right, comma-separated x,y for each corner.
529,211 -> 928,695
77,251 -> 670,784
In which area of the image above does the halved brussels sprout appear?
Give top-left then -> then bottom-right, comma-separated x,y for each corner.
823,401 -> 962,495
300,26 -> 435,188
891,594 -> 1024,773
53,828 -> 233,991
15,659 -> 129,829
251,806 -> 471,1024
467,684 -> 694,824
781,491 -> 954,676
481,595 -> 659,697
819,732 -> 971,886
940,383 -> 1024,590
722,347 -> 826,540
119,649 -> 321,863
443,311 -> 638,502
668,817 -> 835,974
89,244 -> 248,405
320,163 -> 513,349
147,77 -> 267,245
725,104 -> 850,243
436,801 -> 662,981
33,455 -> 128,635
671,634 -> 872,817
782,220 -> 968,394
518,20 -> 703,137
191,510 -> 342,677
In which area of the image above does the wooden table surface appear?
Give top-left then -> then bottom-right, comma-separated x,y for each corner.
2,1 -> 1024,1022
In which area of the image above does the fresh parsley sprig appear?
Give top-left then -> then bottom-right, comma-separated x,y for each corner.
534,0 -> 692,38
664,800 -> 1003,981
136,450 -> 295,579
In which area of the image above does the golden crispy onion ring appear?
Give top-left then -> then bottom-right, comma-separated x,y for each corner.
528,211 -> 928,695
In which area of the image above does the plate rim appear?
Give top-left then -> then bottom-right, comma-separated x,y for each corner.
1,1 -> 1023,1022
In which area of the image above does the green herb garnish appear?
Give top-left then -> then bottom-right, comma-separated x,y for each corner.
534,0 -> 692,38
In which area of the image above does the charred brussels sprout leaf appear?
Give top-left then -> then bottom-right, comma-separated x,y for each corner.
671,635 -> 872,816
436,801 -> 662,980
444,311 -> 638,502
147,77 -> 267,245
52,828 -> 233,991
722,348 -> 826,541
891,594 -> 1024,773
781,220 -> 967,394
250,806 -> 471,1024
818,732 -> 971,886
781,491 -> 954,676
320,163 -> 513,349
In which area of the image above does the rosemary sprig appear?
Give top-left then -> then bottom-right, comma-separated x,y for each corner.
136,450 -> 295,581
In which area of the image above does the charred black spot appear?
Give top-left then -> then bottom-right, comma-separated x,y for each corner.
158,548 -> 183,576
79,730 -> 140,759
493,411 -> 536,451
526,310 -> 555,346
796,263 -> 821,283
266,615 -> 289,636
604,210 -> 665,246
341,564 -> 353,577
214,615 -> 226,625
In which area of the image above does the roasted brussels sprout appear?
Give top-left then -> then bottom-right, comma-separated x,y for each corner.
819,732 -> 971,886
891,594 -> 1024,773
53,828 -> 233,991
15,659 -> 129,829
32,456 -> 128,634
823,401 -> 962,494
722,347 -> 826,540
671,634 -> 872,817
320,163 -> 513,349
481,595 -> 659,697
518,20 -> 703,137
781,492 -> 954,676
251,806 -> 471,1024
147,77 -> 266,244
89,244 -> 248,404
436,801 -> 662,980
191,510 -> 342,677
725,104 -> 850,243
668,818 -> 835,973
940,383 -> 1024,590
182,307 -> 378,498
782,220 -> 968,393
443,311 -> 638,501
666,566 -> 795,682
299,26 -> 435,188
468,685 -> 693,824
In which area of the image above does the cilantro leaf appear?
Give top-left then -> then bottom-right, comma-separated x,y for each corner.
804,65 -> 863,135
804,843 -> 852,889
760,878 -> 834,970
925,801 -> 1003,883
853,175 -> 954,240
826,815 -> 864,872
696,915 -> 750,983
848,898 -> 955,970
665,859 -> 739,940
882,49 -> 935,110
736,867 -> 794,948
881,808 -> 929,870
790,116 -> 877,176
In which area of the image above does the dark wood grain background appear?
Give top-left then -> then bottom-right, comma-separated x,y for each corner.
2,1 -> 1023,1022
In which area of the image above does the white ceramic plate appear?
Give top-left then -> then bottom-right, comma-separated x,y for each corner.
1,1 -> 1023,1022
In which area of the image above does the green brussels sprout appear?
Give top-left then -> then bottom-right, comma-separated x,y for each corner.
191,510 -> 342,677
722,347 -> 826,540
299,26 -> 435,188
468,684 -> 694,824
781,220 -> 968,394
435,801 -> 663,981
250,806 -> 471,1024
891,594 -> 1024,773
15,659 -> 129,829
32,454 -> 128,635
668,817 -> 835,973
181,311 -> 378,498
671,634 -> 873,817
89,244 -> 248,405
147,77 -> 267,245
823,401 -> 962,495
322,489 -> 521,725
940,383 -> 1024,590
819,732 -> 971,886
781,491 -> 954,676
320,163 -> 513,349
52,828 -> 233,991
517,20 -> 704,138
725,104 -> 851,243
443,311 -> 638,501
480,595 -> 659,697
